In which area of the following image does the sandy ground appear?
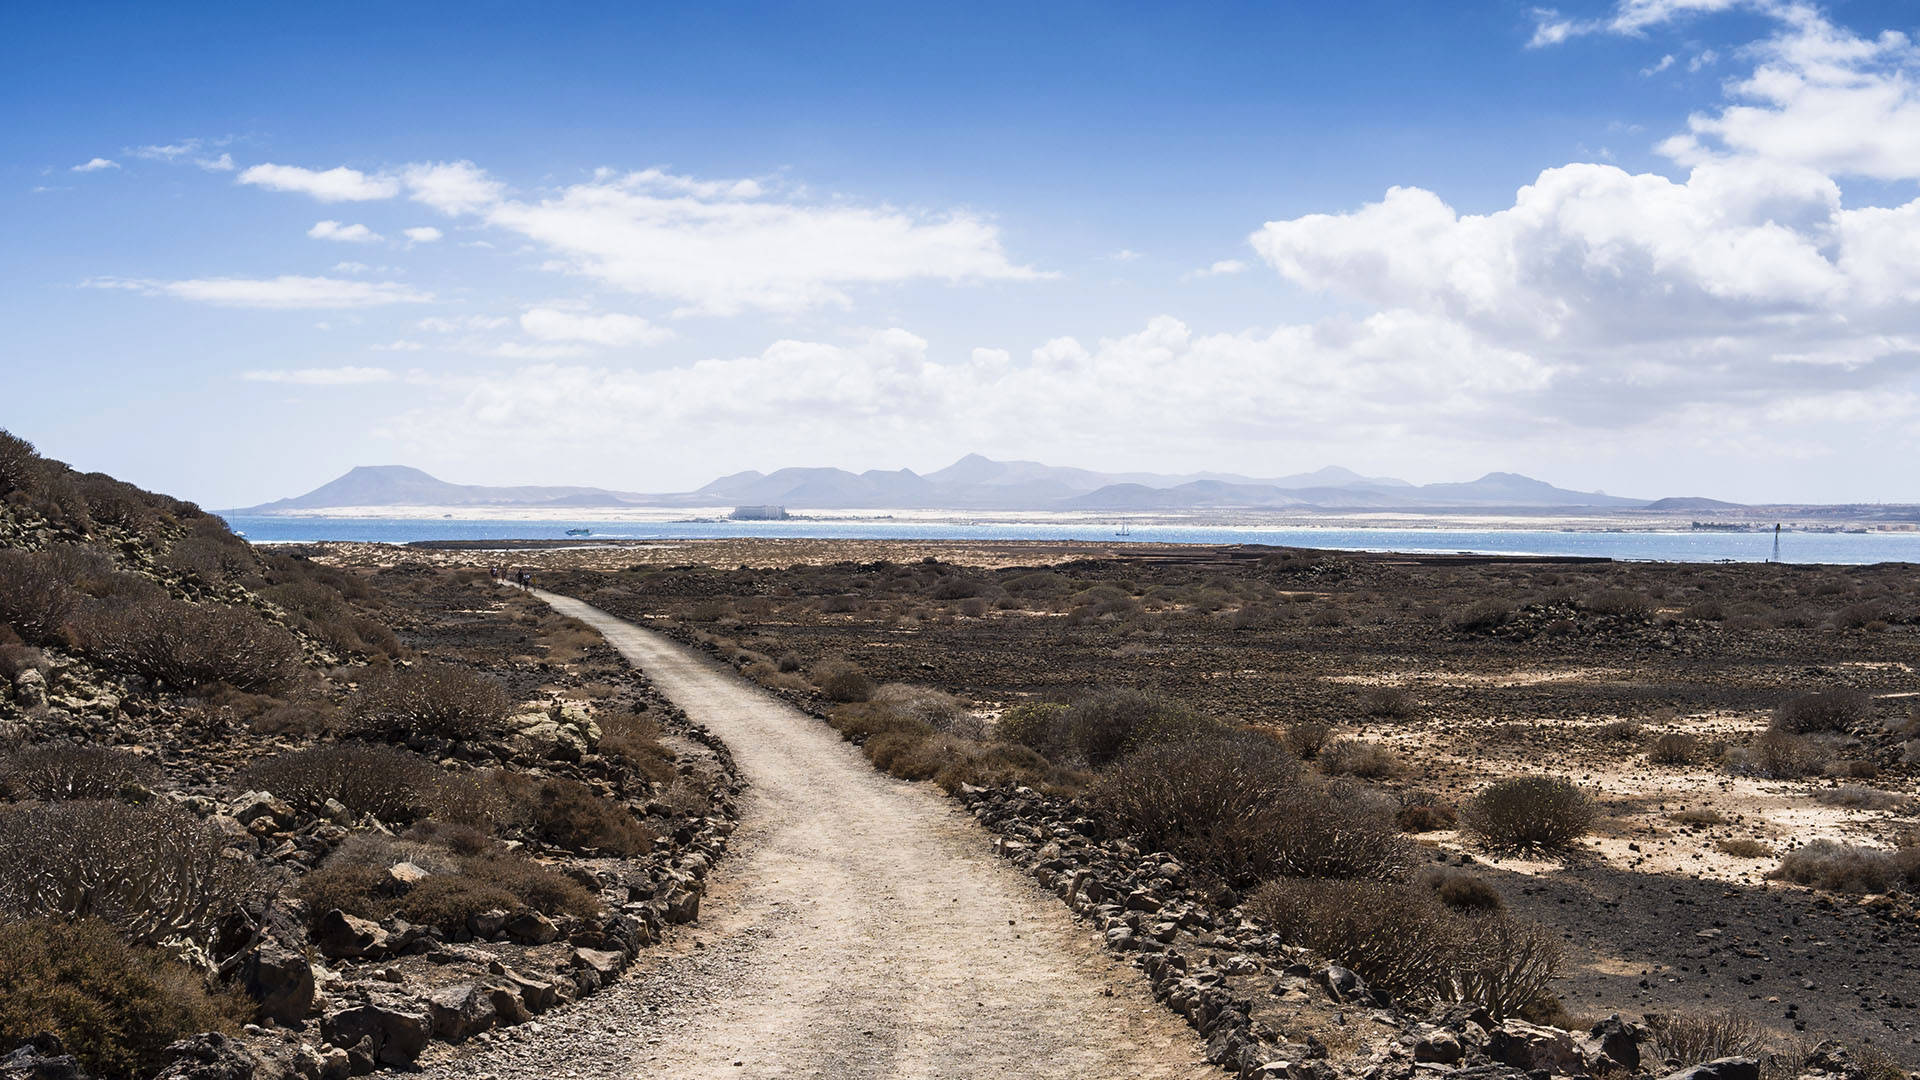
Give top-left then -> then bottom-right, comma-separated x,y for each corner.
416,590 -> 1216,1080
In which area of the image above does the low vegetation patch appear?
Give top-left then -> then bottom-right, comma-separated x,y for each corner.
1769,839 -> 1920,894
351,660 -> 513,742
1092,732 -> 1411,884
1461,776 -> 1597,855
0,918 -> 246,1080
1246,877 -> 1558,1018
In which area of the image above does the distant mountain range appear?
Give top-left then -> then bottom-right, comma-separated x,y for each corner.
239,456 -> 1696,514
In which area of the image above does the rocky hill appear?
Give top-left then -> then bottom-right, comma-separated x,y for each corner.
0,430 -> 737,1080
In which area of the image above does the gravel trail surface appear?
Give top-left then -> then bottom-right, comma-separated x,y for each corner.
417,589 -> 1214,1080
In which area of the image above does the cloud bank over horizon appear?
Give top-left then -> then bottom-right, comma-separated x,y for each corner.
18,0 -> 1920,504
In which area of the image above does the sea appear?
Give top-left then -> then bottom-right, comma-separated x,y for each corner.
216,514 -> 1920,566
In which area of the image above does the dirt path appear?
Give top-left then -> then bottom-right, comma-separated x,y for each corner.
420,590 -> 1215,1080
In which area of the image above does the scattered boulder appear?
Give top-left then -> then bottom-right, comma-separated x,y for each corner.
151,1033 -> 264,1080
1488,1019 -> 1583,1074
387,862 -> 429,888
1578,1014 -> 1647,1073
503,701 -> 600,762
322,996 -> 432,1067
1660,1058 -> 1761,1080
425,984 -> 497,1043
0,1035 -> 88,1080
241,941 -> 317,1024
11,670 -> 47,710
313,909 -> 387,959
503,910 -> 559,945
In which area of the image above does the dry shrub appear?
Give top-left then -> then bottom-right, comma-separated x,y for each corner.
296,833 -> 598,932
0,801 -> 255,948
1769,839 -> 1920,894
1319,739 -> 1398,778
871,683 -> 983,739
1648,732 -> 1701,765
240,744 -> 438,821
1595,719 -> 1644,743
85,597 -> 302,692
1812,785 -> 1912,812
529,777 -> 655,855
1093,733 -> 1411,884
1644,1011 -> 1765,1067
0,744 -> 157,800
813,660 -> 874,703
1718,838 -> 1773,858
1727,730 -> 1825,779
1586,588 -> 1654,620
0,917 -> 246,1080
0,429 -> 35,496
351,660 -> 512,741
776,651 -> 803,673
1059,688 -> 1225,768
995,702 -> 1068,749
1772,689 -> 1872,734
1420,866 -> 1505,912
1396,795 -> 1457,833
0,549 -> 75,645
1462,776 -> 1597,855
1246,878 -> 1558,1017
1359,686 -> 1418,720
1284,720 -> 1332,760
1449,599 -> 1511,632
831,700 -> 932,743
597,711 -> 677,785
1671,808 -> 1728,826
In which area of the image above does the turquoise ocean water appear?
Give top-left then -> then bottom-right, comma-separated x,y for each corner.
217,515 -> 1920,566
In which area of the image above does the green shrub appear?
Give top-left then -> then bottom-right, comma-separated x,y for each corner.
1462,776 -> 1597,855
351,660 -> 512,741
1772,689 -> 1872,734
0,918 -> 245,1080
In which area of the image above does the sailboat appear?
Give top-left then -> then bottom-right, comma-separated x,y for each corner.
1115,522 -> 1133,537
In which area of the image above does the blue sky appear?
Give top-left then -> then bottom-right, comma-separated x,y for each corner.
5,0 -> 1920,506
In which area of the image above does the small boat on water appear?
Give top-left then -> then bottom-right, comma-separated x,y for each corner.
565,528 -> 592,537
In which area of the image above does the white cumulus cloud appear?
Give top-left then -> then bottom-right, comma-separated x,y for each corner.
242,366 -> 396,385
238,163 -> 399,201
403,226 -> 443,244
519,308 -> 672,347
71,158 -> 119,173
308,220 -> 383,243
88,275 -> 430,308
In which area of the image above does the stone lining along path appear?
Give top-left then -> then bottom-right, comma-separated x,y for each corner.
417,589 -> 1216,1080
